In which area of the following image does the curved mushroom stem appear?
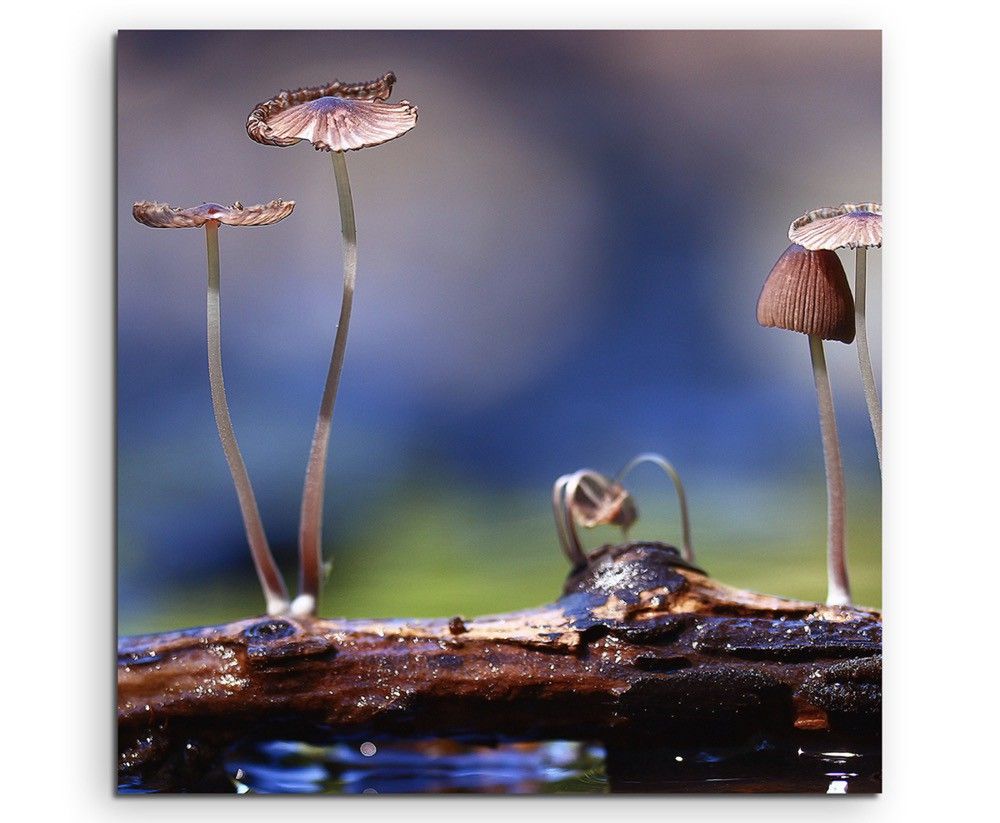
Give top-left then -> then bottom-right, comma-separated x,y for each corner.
551,471 -> 590,571
205,222 -> 289,616
293,151 -> 358,618
854,248 -> 882,469
808,335 -> 851,606
616,452 -> 694,563
551,473 -> 573,564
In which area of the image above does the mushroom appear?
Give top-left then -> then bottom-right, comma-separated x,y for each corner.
615,452 -> 694,564
552,469 -> 637,570
789,203 -> 883,467
246,73 -> 417,617
551,451 -> 694,569
757,243 -> 856,606
132,199 -> 296,616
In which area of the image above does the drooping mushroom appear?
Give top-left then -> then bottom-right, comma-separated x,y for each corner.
132,199 -> 296,615
552,469 -> 638,570
615,452 -> 694,564
757,243 -> 856,606
789,203 -> 883,467
246,73 -> 417,617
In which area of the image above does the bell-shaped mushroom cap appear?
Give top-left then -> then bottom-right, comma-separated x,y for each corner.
570,472 -> 638,532
133,199 -> 295,228
757,244 -> 856,343
788,203 -> 882,250
247,72 -> 417,152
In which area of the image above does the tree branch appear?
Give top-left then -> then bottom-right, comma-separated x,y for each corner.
118,542 -> 881,781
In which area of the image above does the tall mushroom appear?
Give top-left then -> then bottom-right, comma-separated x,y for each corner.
757,243 -> 856,606
132,199 -> 296,616
789,203 -> 883,467
246,73 -> 417,617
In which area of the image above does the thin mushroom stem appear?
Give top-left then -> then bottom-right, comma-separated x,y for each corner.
616,452 -> 694,563
562,472 -> 591,569
205,222 -> 289,616
854,247 -> 882,469
293,151 -> 358,618
808,335 -> 851,606
551,474 -> 573,563
551,472 -> 589,571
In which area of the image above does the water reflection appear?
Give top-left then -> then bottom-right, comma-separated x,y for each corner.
119,735 -> 881,794
604,737 -> 881,794
226,739 -> 606,794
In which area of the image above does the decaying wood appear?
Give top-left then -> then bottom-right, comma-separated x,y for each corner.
118,542 -> 881,781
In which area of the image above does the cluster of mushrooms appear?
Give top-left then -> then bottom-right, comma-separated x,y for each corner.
757,204 -> 883,605
131,70 -> 880,618
133,73 -> 417,617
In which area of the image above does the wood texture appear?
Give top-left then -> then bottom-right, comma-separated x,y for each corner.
118,542 -> 882,782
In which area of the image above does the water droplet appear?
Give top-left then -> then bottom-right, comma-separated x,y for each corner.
360,741 -> 377,757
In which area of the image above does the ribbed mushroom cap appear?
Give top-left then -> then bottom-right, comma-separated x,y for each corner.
133,199 -> 295,228
570,472 -> 638,532
757,244 -> 856,343
246,72 -> 417,152
788,203 -> 882,250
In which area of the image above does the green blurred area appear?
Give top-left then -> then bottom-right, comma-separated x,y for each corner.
119,477 -> 880,635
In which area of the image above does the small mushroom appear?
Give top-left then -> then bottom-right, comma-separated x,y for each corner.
246,73 -> 418,617
615,452 -> 694,564
789,203 -> 882,467
132,199 -> 295,616
552,469 -> 637,570
757,243 -> 855,606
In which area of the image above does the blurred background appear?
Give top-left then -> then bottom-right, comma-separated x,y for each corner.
117,30 -> 881,634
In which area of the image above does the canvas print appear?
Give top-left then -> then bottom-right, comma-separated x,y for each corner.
117,30 -> 882,794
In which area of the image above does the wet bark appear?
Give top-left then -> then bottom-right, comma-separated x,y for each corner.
118,542 -> 881,783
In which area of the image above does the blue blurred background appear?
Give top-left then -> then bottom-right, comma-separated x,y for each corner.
117,30 -> 881,633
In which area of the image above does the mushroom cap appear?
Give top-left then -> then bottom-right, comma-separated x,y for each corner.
788,202 -> 882,250
570,472 -> 638,532
246,72 -> 417,152
757,244 -> 856,343
132,199 -> 295,228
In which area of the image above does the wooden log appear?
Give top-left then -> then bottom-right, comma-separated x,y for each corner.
118,542 -> 881,784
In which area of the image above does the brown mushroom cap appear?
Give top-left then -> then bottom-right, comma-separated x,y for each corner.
570,472 -> 638,532
757,244 -> 856,343
132,199 -> 295,228
246,72 -> 417,152
788,203 -> 882,250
